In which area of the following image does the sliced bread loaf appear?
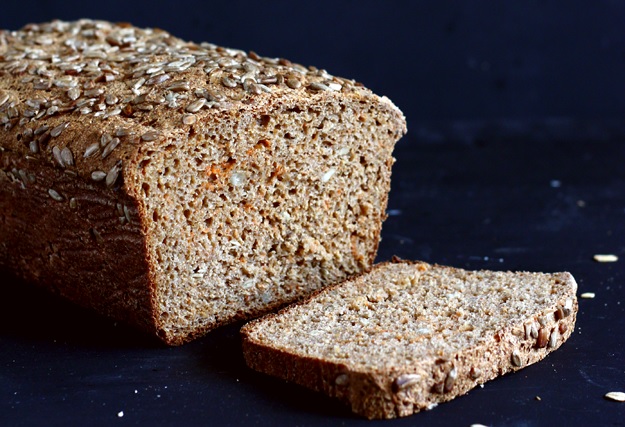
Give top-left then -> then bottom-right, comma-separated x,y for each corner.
241,259 -> 578,419
0,20 -> 405,344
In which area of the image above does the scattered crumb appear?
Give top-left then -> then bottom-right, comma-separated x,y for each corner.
117,411 -> 124,418
605,392 -> 625,402
470,424 -> 489,427
134,390 -> 138,394
550,180 -> 561,188
581,292 -> 596,299
535,395 -> 541,401
593,254 -> 618,263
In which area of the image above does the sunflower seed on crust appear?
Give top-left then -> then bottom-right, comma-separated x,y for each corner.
105,161 -> 122,187
91,170 -> 106,181
47,188 -> 63,201
60,147 -> 74,166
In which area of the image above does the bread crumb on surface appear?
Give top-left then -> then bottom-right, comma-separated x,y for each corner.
117,411 -> 124,418
605,392 -> 625,402
593,254 -> 618,263
581,292 -> 596,299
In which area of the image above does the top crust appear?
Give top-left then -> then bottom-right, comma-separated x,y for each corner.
0,19 -> 405,193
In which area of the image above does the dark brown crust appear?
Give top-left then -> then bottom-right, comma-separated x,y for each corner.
241,260 -> 579,419
0,149 -> 158,336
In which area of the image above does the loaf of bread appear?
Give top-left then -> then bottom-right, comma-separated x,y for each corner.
241,259 -> 578,419
0,20 -> 406,344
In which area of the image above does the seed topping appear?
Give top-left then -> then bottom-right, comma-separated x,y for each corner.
48,188 -> 63,201
0,19 -> 364,200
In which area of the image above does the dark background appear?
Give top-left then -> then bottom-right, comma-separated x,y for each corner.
1,0 -> 625,123
2,1 -> 625,426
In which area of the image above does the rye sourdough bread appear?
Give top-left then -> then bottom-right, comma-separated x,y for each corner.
0,20 -> 406,345
241,259 -> 578,419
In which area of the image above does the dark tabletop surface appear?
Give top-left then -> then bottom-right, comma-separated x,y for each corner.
2,2 -> 625,426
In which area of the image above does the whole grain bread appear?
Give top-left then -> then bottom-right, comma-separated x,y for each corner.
241,259 -> 578,419
0,20 -> 406,345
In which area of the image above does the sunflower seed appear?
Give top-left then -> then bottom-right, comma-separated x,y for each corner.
327,82 -> 342,91
29,140 -> 39,153
309,81 -> 330,91
69,198 -> 78,209
0,93 -> 9,107
115,127 -> 133,137
469,367 -> 481,380
61,147 -> 74,166
392,374 -> 420,392
141,130 -> 160,141
123,204 -> 131,223
185,98 -> 206,113
100,133 -> 113,147
52,146 -> 64,167
511,350 -> 523,367
593,254 -> 618,262
536,328 -> 549,348
91,170 -> 106,181
83,142 -> 100,158
34,125 -> 49,136
335,374 -> 349,386
182,114 -> 196,125
84,88 -> 104,98
530,323 -> 538,339
105,94 -> 119,105
605,392 -> 625,402
48,188 -> 63,201
321,167 -> 336,183
444,367 -> 457,392
131,77 -> 146,91
145,73 -> 170,86
548,329 -> 559,348
105,161 -> 122,187
221,76 -> 237,88
54,76 -> 77,88
101,137 -> 120,158
285,75 -> 301,89
167,80 -> 190,92
50,122 -> 69,138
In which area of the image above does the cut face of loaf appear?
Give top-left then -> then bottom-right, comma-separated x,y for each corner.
0,20 -> 406,344
241,260 -> 578,419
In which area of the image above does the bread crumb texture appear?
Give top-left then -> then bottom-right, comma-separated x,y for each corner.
0,20 -> 406,344
242,260 -> 578,419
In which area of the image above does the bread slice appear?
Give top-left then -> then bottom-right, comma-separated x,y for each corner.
241,259 -> 578,419
0,20 -> 406,344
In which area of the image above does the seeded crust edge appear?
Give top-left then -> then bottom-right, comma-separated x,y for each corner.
240,259 -> 579,419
